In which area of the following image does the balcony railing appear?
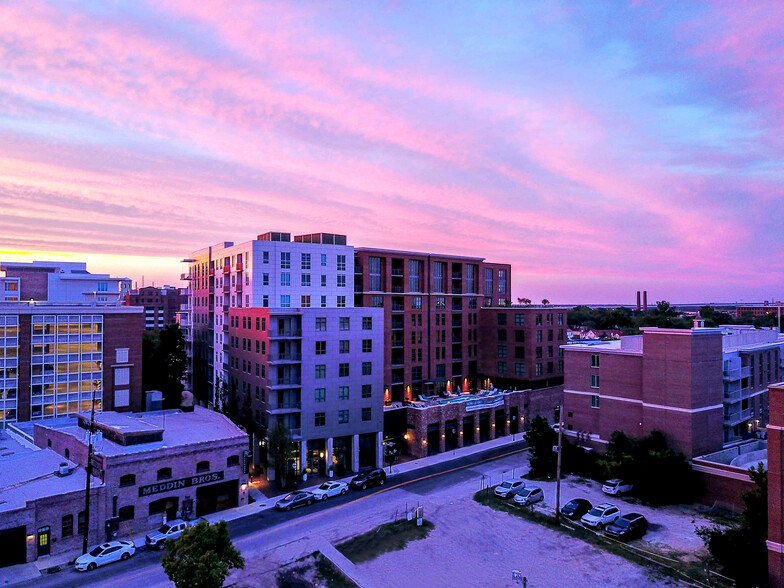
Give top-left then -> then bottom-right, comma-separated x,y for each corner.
223,284 -> 230,293
268,376 -> 302,386
289,428 -> 302,438
270,329 -> 302,338
391,304 -> 405,312
236,262 -> 243,271
222,265 -> 231,274
355,264 -> 363,274
269,353 -> 302,362
723,365 -> 752,381
391,286 -> 404,293
724,407 -> 752,425
269,401 -> 301,411
391,269 -> 404,277
180,272 -> 191,281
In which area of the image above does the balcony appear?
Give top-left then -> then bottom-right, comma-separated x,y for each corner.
222,323 -> 229,333
267,402 -> 301,413
355,264 -> 363,274
270,329 -> 302,338
222,265 -> 231,274
452,286 -> 463,294
391,357 -> 405,366
235,284 -> 242,293
452,273 -> 462,280
268,376 -> 302,387
391,286 -> 404,294
236,262 -> 243,272
269,353 -> 302,363
723,366 -> 751,381
209,268 -> 215,276
223,284 -> 230,293
724,407 -> 752,426
180,272 -> 191,281
391,269 -> 404,277
391,303 -> 405,312
289,428 -> 302,438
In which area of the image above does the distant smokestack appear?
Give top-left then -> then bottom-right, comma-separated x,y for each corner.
636,291 -> 641,311
643,291 -> 648,313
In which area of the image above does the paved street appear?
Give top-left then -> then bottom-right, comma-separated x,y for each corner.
19,441 -> 531,588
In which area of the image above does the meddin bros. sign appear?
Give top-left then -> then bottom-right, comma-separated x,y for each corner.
139,471 -> 225,497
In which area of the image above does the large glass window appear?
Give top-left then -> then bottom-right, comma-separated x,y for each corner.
433,262 -> 446,293
369,257 -> 382,291
484,269 -> 493,294
409,260 -> 421,292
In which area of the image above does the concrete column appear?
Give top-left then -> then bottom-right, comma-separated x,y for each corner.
457,424 -> 464,448
438,421 -> 446,454
474,417 -> 480,445
376,431 -> 384,469
300,440 -> 307,474
326,437 -> 333,474
490,409 -> 497,440
352,434 -> 360,472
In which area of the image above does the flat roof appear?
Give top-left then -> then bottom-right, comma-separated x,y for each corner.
355,247 -> 486,261
32,406 -> 246,457
0,304 -> 143,314
0,430 -> 96,513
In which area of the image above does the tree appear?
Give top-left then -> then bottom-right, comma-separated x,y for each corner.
142,324 -> 187,408
526,416 -> 558,477
698,465 -> 767,586
162,520 -> 244,588
541,299 -> 550,306
268,422 -> 294,489
518,297 -> 532,306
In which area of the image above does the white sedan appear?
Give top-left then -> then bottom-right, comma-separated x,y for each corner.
75,540 -> 135,571
311,481 -> 349,500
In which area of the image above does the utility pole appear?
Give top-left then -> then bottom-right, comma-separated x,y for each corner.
554,404 -> 564,523
82,386 -> 97,555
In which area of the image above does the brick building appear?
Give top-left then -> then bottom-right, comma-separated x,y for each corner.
0,305 -> 144,426
0,261 -> 131,304
477,305 -> 568,390
125,285 -> 187,330
353,248 -> 511,402
563,325 -> 784,459
768,382 -> 784,587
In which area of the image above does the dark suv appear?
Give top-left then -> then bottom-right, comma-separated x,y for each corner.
605,512 -> 648,540
350,468 -> 387,490
560,498 -> 592,520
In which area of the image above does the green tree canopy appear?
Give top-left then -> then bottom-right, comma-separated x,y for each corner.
526,416 -> 558,478
142,324 -> 187,409
162,520 -> 245,588
268,422 -> 294,489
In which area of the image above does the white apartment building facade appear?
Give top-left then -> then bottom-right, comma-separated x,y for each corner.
0,262 -> 131,304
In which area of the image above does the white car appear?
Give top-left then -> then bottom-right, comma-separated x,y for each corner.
602,479 -> 633,495
494,479 -> 525,498
75,541 -> 135,571
513,486 -> 544,506
145,519 -> 190,550
581,503 -> 621,529
311,481 -> 349,500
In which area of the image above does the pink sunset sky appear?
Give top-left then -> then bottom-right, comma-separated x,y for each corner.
1,1 -> 782,304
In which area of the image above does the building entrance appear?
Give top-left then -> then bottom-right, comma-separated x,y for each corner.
37,527 -> 51,557
196,480 -> 238,516
0,526 -> 26,567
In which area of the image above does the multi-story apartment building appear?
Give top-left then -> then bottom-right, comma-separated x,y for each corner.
125,285 -> 187,330
477,305 -> 569,390
562,322 -> 784,459
353,248 -> 511,402
0,261 -> 131,304
0,304 -> 143,425
188,232 -> 385,476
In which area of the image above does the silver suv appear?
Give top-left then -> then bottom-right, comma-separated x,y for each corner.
145,519 -> 189,550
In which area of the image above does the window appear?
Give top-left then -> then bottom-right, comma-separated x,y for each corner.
337,255 -> 346,271
498,269 -> 507,294
362,339 -> 373,353
115,367 -> 130,386
262,295 -> 269,307
315,341 -> 326,355
301,274 -> 311,287
557,313 -> 564,325
62,515 -> 73,538
338,410 -> 349,424
591,394 -> 600,408
362,317 -> 373,330
497,361 -> 507,374
498,313 -> 507,325
196,460 -> 210,473
484,268 -> 493,294
497,345 -> 507,358
339,386 -> 349,400
515,346 -> 525,359
372,296 -> 383,307
591,354 -> 600,368
321,254 -> 327,266
315,412 -> 326,427
536,363 -> 543,376
98,282 -> 108,292
536,347 -> 543,359
362,407 -> 372,421
157,467 -> 172,481
515,363 -> 525,376
262,273 -> 269,286
369,256 -> 382,291
591,374 -> 600,388
411,296 -> 422,309
280,252 -> 290,269
118,505 -> 135,521
339,363 -> 350,377
468,297 -> 477,309
337,296 -> 346,307
433,262 -> 446,292
321,295 -> 327,308
263,251 -> 269,264
339,340 -> 350,353
301,295 -> 311,308
535,314 -> 542,326
362,362 -> 372,375
515,330 -> 525,343
281,273 -> 291,286
301,253 -> 311,270
315,365 -> 326,379
535,330 -> 542,343
78,511 -> 86,536
337,275 -> 346,288
409,260 -> 421,292
362,384 -> 372,398
280,295 -> 291,308
316,317 -> 327,331
119,474 -> 136,487
315,388 -> 326,402
498,329 -> 507,341
227,455 -> 240,467
116,348 -> 129,363
340,317 -> 350,331
321,275 -> 327,287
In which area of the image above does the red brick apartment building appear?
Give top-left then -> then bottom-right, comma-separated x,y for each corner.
353,248 -> 511,402
768,382 -> 784,587
125,285 -> 187,330
563,325 -> 784,459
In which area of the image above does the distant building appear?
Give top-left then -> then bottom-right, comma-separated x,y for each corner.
736,301 -> 783,319
0,304 -> 144,426
125,285 -> 187,330
0,261 -> 131,304
563,324 -> 784,459
767,382 -> 784,587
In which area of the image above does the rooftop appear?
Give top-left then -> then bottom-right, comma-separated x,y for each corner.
0,430 -> 95,513
26,406 -> 246,457
0,304 -> 143,314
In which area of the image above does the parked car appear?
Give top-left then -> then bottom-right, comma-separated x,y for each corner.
494,479 -> 525,498
350,468 -> 387,490
75,541 -> 135,571
311,481 -> 349,500
602,479 -> 633,495
145,519 -> 190,550
605,512 -> 648,540
560,498 -> 592,520
275,491 -> 315,511
581,503 -> 621,529
513,486 -> 544,506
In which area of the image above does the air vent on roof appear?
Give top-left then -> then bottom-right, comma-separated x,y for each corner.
55,462 -> 72,477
